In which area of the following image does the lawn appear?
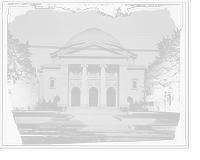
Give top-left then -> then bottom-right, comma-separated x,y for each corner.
13,111 -> 70,117
12,110 -> 75,125
117,112 -> 179,119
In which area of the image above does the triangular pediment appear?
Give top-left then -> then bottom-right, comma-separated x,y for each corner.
50,42 -> 137,59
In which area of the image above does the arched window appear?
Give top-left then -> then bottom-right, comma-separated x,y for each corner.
71,87 -> 81,107
106,87 -> 116,107
89,87 -> 98,107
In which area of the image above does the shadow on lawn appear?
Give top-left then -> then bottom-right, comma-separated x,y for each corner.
36,117 -> 87,132
149,116 -> 180,134
19,119 -> 107,145
114,112 -> 180,140
149,125 -> 177,134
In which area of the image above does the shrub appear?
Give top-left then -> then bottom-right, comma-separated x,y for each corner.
130,101 -> 143,111
53,96 -> 60,107
37,99 -> 56,110
47,100 -> 57,110
38,98 -> 48,110
127,96 -> 133,103
129,101 -> 137,112
53,95 -> 60,104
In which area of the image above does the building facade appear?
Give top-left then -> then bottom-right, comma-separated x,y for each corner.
38,28 -> 145,108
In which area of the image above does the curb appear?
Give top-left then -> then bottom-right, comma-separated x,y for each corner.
113,115 -> 123,121
51,114 -> 75,121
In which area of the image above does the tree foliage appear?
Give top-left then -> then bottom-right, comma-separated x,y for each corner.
144,29 -> 180,100
7,30 -> 38,109
7,29 -> 35,83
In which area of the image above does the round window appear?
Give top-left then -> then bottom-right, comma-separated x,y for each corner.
108,69 -> 115,76
90,69 -> 97,76
73,69 -> 80,76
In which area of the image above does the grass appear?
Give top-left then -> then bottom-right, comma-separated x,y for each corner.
13,111 -> 70,117
117,113 -> 179,119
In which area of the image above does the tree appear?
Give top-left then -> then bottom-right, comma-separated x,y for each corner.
7,29 -> 35,83
144,29 -> 180,103
7,29 -> 39,112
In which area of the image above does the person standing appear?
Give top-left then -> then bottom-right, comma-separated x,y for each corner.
126,96 -> 134,114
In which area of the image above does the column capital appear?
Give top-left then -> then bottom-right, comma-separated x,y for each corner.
81,64 -> 88,68
100,64 -> 107,68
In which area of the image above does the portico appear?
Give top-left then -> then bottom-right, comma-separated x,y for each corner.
68,63 -> 119,107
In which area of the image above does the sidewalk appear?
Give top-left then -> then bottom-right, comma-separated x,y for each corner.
62,107 -> 130,132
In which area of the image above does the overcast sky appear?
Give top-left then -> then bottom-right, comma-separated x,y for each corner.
8,8 -> 176,69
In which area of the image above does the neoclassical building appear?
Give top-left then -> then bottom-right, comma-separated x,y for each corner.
38,28 -> 145,108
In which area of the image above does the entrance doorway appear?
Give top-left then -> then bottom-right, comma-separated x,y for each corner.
71,87 -> 81,107
89,87 -> 98,107
107,87 -> 116,107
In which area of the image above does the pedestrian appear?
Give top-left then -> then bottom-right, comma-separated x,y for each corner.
145,105 -> 149,111
141,105 -> 145,111
126,96 -> 133,114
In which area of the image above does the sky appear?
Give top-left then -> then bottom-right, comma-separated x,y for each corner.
8,6 -> 177,69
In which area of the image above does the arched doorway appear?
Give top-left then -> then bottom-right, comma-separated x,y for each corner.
89,87 -> 98,107
71,87 -> 81,107
107,87 -> 116,107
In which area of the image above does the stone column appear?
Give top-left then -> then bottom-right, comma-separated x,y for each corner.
81,64 -> 88,107
100,64 -> 107,107
119,65 -> 128,108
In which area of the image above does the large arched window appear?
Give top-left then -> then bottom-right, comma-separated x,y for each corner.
71,87 -> 81,107
89,87 -> 98,107
106,87 -> 116,107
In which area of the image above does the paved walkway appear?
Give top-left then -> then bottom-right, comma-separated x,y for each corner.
63,107 -> 130,132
